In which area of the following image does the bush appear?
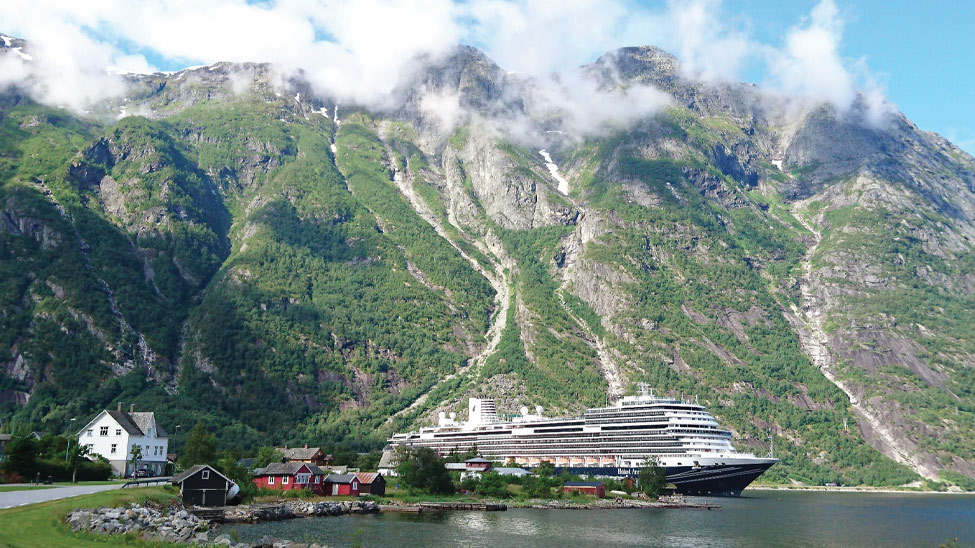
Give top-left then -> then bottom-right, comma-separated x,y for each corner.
32,458 -> 111,482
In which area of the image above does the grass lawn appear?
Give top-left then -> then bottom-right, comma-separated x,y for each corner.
0,486 -> 183,548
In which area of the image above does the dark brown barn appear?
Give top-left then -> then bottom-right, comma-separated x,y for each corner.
355,472 -> 386,496
171,464 -> 234,507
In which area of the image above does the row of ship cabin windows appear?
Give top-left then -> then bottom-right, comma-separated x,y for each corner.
267,474 -> 320,485
87,427 -> 156,437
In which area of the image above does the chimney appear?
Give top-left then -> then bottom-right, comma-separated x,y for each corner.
284,444 -> 289,450
117,402 -> 122,412
304,444 -> 308,449
130,404 -> 135,413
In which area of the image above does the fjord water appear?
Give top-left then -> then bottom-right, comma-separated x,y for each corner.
223,491 -> 975,547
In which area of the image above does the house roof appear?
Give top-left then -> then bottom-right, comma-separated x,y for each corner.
0,434 -> 11,442
445,463 -> 467,470
106,411 -> 143,436
256,462 -> 325,476
172,464 -> 231,485
324,473 -> 358,484
563,481 -> 604,487
277,446 -> 322,460
77,410 -> 168,438
130,412 -> 167,437
355,472 -> 382,484
493,467 -> 531,476
465,457 -> 491,464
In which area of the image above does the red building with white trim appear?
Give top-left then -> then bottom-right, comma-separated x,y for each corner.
252,462 -> 325,495
323,473 -> 361,496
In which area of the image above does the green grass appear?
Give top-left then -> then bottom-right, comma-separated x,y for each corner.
0,486 -> 182,548
0,485 -> 57,492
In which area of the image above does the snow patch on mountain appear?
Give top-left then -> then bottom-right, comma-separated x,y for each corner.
539,149 -> 569,195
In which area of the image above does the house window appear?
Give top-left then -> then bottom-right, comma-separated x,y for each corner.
86,444 -> 93,451
202,470 -> 210,480
283,477 -> 289,485
314,476 -> 320,484
297,474 -> 310,484
110,444 -> 117,454
100,426 -> 109,436
268,477 -> 275,485
87,429 -> 93,437
115,429 -> 122,436
147,428 -> 153,437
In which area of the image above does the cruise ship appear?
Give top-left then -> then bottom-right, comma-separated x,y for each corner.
388,385 -> 777,496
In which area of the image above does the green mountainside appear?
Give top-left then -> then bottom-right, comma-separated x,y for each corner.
1,44 -> 973,488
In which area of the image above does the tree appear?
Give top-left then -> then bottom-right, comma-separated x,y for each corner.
129,444 -> 143,477
476,471 -> 508,498
1,433 -> 38,478
396,446 -> 455,495
67,442 -> 91,483
638,458 -> 667,498
181,422 -> 217,468
535,460 -> 555,479
356,451 -> 381,471
253,446 -> 285,468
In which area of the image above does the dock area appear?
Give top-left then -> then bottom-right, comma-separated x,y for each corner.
379,502 -> 508,513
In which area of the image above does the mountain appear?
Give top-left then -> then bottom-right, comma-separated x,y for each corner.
1,39 -> 973,489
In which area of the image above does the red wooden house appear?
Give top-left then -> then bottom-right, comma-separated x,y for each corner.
323,473 -> 361,496
252,462 -> 326,495
562,481 -> 606,498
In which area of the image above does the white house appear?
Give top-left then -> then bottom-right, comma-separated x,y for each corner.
77,403 -> 169,477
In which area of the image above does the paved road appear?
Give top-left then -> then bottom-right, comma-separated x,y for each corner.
0,483 -> 125,509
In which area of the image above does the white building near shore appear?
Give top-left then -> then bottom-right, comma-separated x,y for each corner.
77,403 -> 169,477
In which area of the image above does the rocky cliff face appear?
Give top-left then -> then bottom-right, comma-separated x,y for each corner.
1,42 -> 973,488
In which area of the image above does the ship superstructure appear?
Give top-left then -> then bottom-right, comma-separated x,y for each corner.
388,385 -> 777,496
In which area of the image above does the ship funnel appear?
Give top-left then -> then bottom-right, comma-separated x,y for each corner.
535,405 -> 543,416
438,412 -> 446,419
520,406 -> 529,416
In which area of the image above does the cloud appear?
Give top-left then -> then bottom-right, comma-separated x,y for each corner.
519,65 -> 672,139
763,0 -> 894,124
664,0 -> 754,82
0,0 -> 894,129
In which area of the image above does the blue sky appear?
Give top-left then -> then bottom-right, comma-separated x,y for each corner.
737,0 -> 975,152
1,0 -> 972,153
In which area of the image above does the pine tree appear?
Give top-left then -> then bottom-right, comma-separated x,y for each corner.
181,422 -> 217,468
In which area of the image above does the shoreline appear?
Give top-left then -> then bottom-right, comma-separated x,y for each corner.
745,486 -> 973,495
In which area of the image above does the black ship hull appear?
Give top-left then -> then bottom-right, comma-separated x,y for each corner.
553,461 -> 776,497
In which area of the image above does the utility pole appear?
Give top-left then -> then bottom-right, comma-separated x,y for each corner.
64,417 -> 76,462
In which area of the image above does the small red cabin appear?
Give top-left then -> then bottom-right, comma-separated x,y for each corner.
562,481 -> 606,498
323,473 -> 360,496
252,462 -> 325,495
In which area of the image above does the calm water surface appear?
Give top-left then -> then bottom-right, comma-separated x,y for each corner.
222,491 -> 975,547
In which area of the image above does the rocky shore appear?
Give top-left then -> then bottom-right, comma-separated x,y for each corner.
65,500 -> 380,547
66,504 -> 213,545
223,500 -> 380,523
